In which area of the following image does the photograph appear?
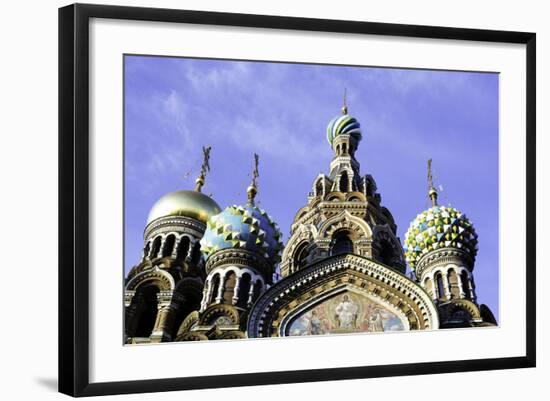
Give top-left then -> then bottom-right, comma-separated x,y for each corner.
123,55 -> 499,343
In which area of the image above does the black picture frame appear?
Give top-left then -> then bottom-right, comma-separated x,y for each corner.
58,3 -> 536,397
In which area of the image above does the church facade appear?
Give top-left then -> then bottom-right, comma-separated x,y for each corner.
124,102 -> 497,344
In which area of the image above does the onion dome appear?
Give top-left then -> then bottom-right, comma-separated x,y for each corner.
200,204 -> 283,264
403,205 -> 478,271
326,114 -> 362,146
146,146 -> 221,225
147,190 -> 221,225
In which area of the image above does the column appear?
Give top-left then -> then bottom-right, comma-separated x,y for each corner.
124,291 -> 138,338
429,276 -> 437,301
150,292 -> 178,343
232,276 -> 241,305
215,276 -> 226,304
158,237 -> 167,258
187,239 -> 196,261
456,269 -> 466,298
468,277 -> 478,304
200,280 -> 210,312
443,271 -> 452,300
247,282 -> 256,307
171,236 -> 181,259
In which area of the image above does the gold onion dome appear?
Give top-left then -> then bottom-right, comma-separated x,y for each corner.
146,190 -> 221,225
146,146 -> 220,225
403,205 -> 478,271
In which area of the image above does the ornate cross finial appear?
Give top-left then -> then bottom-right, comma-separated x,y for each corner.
247,153 -> 260,205
341,88 -> 348,115
194,146 -> 211,192
427,158 -> 438,207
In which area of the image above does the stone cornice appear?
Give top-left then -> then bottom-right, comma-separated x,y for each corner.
204,248 -> 273,280
247,254 -> 438,337
416,248 -> 473,278
144,215 -> 206,240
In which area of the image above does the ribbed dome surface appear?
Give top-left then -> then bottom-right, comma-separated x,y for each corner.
326,114 -> 362,145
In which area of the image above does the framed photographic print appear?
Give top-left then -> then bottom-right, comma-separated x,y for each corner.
58,3 -> 536,397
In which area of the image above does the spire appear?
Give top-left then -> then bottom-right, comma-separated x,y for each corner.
247,153 -> 260,205
427,158 -> 438,207
194,146 -> 211,192
341,88 -> 348,115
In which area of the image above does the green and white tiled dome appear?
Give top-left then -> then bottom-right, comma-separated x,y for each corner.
403,205 -> 478,271
200,204 -> 283,266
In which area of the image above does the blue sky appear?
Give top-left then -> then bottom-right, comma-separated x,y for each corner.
124,55 -> 499,321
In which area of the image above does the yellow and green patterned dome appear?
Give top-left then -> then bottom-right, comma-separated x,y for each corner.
200,204 -> 284,266
403,205 -> 478,271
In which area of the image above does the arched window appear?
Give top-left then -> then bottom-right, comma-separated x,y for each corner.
339,171 -> 349,192
162,234 -> 176,258
293,242 -> 309,270
143,241 -> 151,259
342,142 -> 347,155
461,270 -> 470,297
330,231 -> 353,256
237,273 -> 252,308
150,236 -> 162,259
435,272 -> 445,299
132,285 -> 159,338
210,274 -> 221,304
191,243 -> 202,265
448,269 -> 459,299
176,236 -> 190,262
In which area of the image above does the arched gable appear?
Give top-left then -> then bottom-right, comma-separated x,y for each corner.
281,223 -> 316,263
125,267 -> 175,292
280,285 -> 411,336
248,254 -> 439,337
317,210 -> 373,241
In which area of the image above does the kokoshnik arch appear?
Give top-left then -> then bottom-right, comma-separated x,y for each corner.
124,100 -> 497,343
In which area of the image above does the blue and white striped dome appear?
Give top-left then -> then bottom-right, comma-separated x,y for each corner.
326,114 -> 362,146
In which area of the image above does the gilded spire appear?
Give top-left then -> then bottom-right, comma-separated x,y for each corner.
427,158 -> 438,207
247,153 -> 260,205
341,88 -> 348,115
194,146 -> 211,192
